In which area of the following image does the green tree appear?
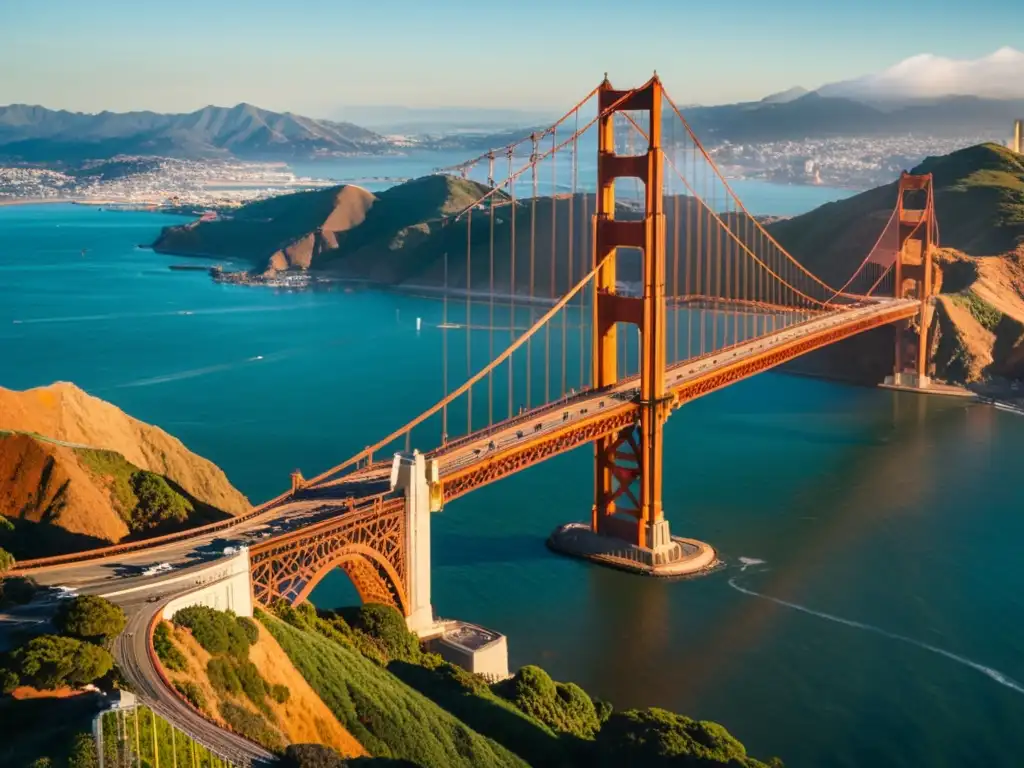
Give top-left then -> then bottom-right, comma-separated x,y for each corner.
593,708 -> 780,767
57,595 -> 127,642
495,665 -> 602,739
281,743 -> 345,768
130,472 -> 191,530
12,635 -> 114,690
1,667 -> 20,693
342,603 -> 421,663
172,605 -> 250,659
68,732 -> 98,768
0,547 -> 14,576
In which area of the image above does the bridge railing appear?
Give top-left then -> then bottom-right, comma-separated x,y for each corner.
12,487 -> 297,572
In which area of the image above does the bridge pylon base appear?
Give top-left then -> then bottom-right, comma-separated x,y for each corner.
546,521 -> 718,578
883,372 -> 932,389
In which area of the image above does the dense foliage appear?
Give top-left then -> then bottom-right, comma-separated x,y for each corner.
219,701 -> 284,752
494,665 -> 602,739
77,449 -> 200,533
263,602 -> 783,768
67,732 -> 98,768
0,546 -> 14,575
153,622 -> 187,672
593,708 -> 781,767
10,635 -> 113,690
261,610 -> 526,767
172,605 -> 250,659
281,743 -> 347,768
130,471 -> 192,530
237,615 -> 260,644
56,595 -> 126,643
174,680 -> 207,711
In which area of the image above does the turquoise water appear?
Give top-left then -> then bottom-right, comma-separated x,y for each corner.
3,203 -> 1024,768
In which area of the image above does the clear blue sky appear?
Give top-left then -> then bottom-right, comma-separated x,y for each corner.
1,0 -> 1020,117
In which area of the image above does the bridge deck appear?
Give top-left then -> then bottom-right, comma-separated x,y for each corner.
320,299 -> 919,500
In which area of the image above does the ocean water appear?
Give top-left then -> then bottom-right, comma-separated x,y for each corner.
2,202 -> 1023,768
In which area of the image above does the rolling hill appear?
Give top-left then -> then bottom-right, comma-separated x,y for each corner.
770,143 -> 1024,384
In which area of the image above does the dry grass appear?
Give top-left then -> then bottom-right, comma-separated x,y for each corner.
160,621 -> 364,757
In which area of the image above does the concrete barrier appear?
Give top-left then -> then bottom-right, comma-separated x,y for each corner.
161,549 -> 254,620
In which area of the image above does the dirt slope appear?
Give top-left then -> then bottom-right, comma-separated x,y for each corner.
0,382 -> 249,516
0,433 -> 130,545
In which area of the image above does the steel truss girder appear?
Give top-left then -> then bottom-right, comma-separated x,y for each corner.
248,496 -> 409,615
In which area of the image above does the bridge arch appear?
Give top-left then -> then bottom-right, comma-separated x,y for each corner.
248,496 -> 410,617
292,544 -> 409,615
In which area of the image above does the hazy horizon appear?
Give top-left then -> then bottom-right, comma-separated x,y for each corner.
2,0 -> 1022,117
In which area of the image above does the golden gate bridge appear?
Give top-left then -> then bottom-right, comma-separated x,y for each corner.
12,73 -> 942,765
19,72 -> 938,593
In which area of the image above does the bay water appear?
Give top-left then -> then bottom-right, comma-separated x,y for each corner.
1,195 -> 1022,768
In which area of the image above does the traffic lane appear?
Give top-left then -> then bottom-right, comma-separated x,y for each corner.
430,304 -> 902,474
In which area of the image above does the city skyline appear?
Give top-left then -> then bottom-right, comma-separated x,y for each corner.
2,0 -> 1023,118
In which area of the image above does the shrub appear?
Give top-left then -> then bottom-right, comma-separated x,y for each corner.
207,657 -> 241,695
130,472 -> 192,530
593,708 -> 780,767
174,680 -> 206,711
234,658 -> 268,707
495,665 -> 602,739
12,635 -> 113,690
0,547 -> 14,575
152,623 -> 187,672
280,743 -> 345,768
237,616 -> 260,644
340,603 -> 421,663
172,605 -> 250,659
0,575 -> 37,606
219,701 -> 283,752
68,732 -> 97,768
1,667 -> 20,693
259,612 -> 524,767
56,595 -> 126,643
270,683 -> 291,704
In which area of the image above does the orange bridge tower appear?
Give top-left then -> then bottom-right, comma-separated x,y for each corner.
887,172 -> 938,389
549,75 -> 716,576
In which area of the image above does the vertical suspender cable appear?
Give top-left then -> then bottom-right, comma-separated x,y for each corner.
488,153 -> 495,427
442,245 -> 448,443
466,206 -> 472,434
548,130 -> 556,404
528,134 -> 538,410
564,116 -> 575,397
508,151 -> 516,419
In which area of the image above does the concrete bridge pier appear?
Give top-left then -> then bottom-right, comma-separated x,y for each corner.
390,451 -> 436,635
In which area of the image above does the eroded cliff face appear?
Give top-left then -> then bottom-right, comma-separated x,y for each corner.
0,382 -> 250,534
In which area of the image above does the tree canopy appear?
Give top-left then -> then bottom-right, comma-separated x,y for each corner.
56,595 -> 127,643
11,635 -> 114,690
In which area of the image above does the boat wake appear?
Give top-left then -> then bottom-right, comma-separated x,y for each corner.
728,571 -> 1024,697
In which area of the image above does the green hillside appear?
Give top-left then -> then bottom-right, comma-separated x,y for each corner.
259,602 -> 782,768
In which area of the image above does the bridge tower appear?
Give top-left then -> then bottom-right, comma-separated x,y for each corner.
890,172 -> 937,389
561,74 -> 713,574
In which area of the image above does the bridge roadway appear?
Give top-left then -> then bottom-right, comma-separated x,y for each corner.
10,297 -> 919,764
321,298 -> 921,499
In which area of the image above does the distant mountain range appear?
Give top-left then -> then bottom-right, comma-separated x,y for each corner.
0,102 -> 388,164
680,91 -> 1024,143
4,48 -> 1024,167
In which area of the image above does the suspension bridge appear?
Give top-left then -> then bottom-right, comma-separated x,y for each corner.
11,74 -> 939,766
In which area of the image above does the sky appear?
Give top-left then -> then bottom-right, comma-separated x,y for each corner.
1,0 -> 1022,118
